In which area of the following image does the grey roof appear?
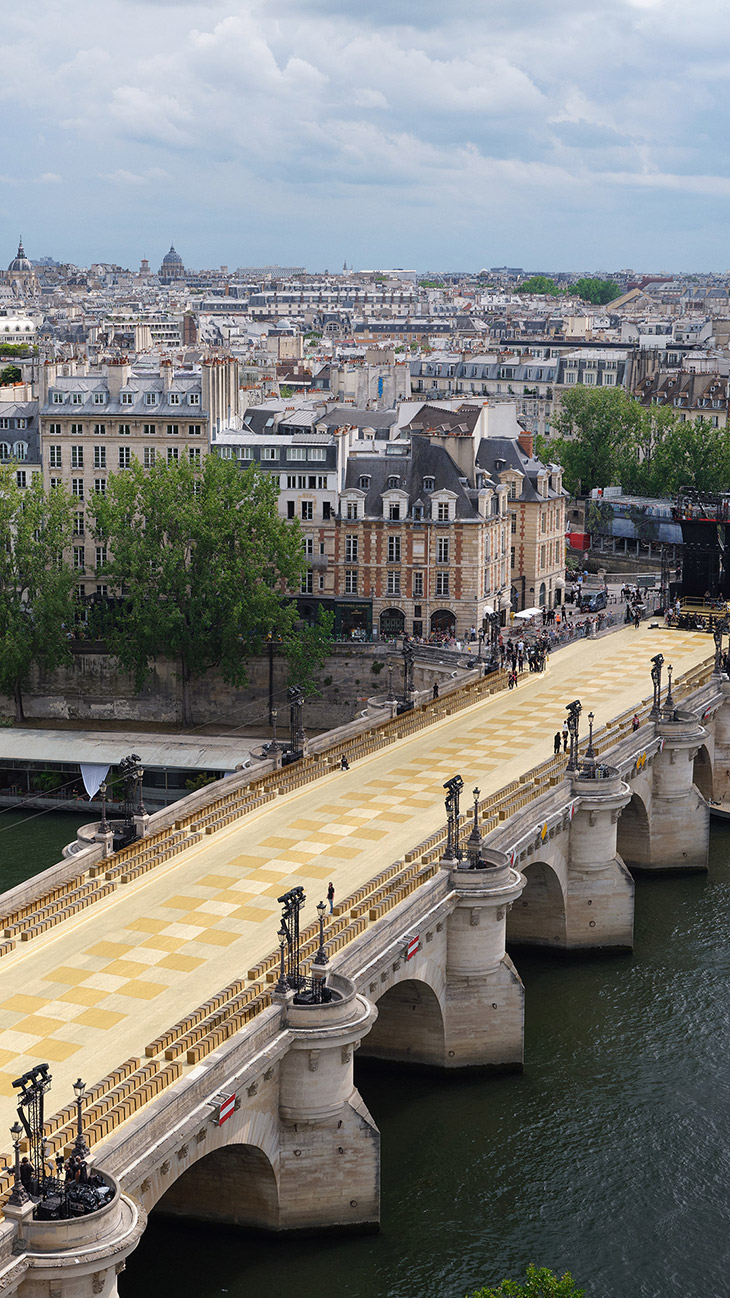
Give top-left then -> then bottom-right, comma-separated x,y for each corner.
315,406 -> 398,432
344,435 -> 492,520
477,437 -> 564,503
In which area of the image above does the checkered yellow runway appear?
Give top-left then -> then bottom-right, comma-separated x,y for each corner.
0,624 -> 712,1131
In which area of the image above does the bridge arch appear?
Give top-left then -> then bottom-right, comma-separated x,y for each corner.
693,743 -> 714,802
358,976 -> 445,1067
152,1139 -> 280,1230
616,790 -> 651,870
506,858 -> 566,947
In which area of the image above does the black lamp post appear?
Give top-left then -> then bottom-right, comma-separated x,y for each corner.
136,765 -> 145,817
444,774 -> 464,860
7,1121 -> 28,1207
269,707 -> 280,759
650,653 -> 664,717
72,1078 -> 89,1158
99,780 -> 109,834
665,663 -> 674,714
275,926 -> 289,993
466,786 -> 482,868
565,700 -> 582,772
402,640 -> 415,705
313,900 -> 328,967
584,711 -> 596,773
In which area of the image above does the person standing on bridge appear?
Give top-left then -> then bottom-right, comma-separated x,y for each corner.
562,726 -> 569,753
554,730 -> 561,755
327,881 -> 335,914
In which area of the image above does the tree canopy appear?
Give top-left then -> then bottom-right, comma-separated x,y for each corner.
88,454 -> 315,725
468,1264 -> 585,1298
544,386 -> 730,498
519,276 -> 563,296
572,277 -> 622,305
0,365 -> 22,387
0,469 -> 77,721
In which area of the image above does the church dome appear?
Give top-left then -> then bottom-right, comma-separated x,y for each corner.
8,238 -> 31,273
162,245 -> 183,266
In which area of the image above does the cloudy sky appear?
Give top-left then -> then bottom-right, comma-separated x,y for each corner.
4,0 -> 730,272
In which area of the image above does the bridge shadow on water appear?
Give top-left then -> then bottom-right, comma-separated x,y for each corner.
122,823 -> 730,1298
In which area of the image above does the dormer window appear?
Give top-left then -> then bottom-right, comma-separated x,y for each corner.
169,392 -> 180,405
144,392 -> 158,406
52,392 -> 63,404
423,476 -> 435,491
71,392 -> 83,405
93,392 -> 105,405
387,476 -> 400,489
358,475 -> 371,490
120,391 -> 133,405
189,393 -> 200,405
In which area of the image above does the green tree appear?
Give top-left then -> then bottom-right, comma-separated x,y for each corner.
284,606 -> 334,697
549,386 -> 643,494
519,276 -> 562,296
0,469 -> 77,722
0,365 -> 22,386
573,277 -> 622,305
0,343 -> 30,358
88,455 -> 307,726
468,1263 -> 585,1298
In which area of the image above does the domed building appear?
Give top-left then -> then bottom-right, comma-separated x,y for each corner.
159,243 -> 186,284
8,238 -> 31,275
4,238 -> 37,295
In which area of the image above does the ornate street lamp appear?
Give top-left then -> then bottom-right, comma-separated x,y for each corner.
466,786 -> 482,868
650,653 -> 664,717
269,707 -> 280,758
443,775 -> 464,860
136,765 -> 145,817
99,780 -> 109,835
665,663 -> 675,714
72,1078 -> 90,1159
7,1121 -> 29,1207
565,700 -> 582,772
313,900 -> 328,967
584,711 -> 596,773
275,927 -> 289,994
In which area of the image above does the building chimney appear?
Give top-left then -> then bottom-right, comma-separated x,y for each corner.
517,429 -> 534,459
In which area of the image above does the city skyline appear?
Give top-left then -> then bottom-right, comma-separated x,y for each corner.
3,0 -> 730,272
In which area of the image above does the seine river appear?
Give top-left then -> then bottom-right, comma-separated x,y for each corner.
6,810 -> 730,1297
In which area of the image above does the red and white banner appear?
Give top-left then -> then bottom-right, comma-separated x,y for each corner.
405,935 -> 420,961
217,1093 -> 236,1125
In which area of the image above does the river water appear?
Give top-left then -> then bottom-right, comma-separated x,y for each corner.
6,811 -> 729,1297
0,808 -> 89,892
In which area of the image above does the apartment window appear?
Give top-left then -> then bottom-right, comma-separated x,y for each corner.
73,547 -> 85,572
73,512 -> 84,537
49,445 -> 62,468
541,512 -> 546,532
94,446 -> 106,469
300,500 -> 313,521
94,478 -> 106,496
307,447 -> 325,461
188,424 -> 202,436
423,477 -> 435,491
120,391 -> 133,405
93,392 -> 105,405
94,423 -> 106,436
300,570 -> 313,594
96,584 -> 108,596
437,502 -> 450,521
48,423 -> 61,436
52,392 -> 63,404
143,448 -> 156,469
413,572 -> 423,597
70,424 -> 83,437
389,502 -> 401,520
318,574 -> 325,591
346,500 -> 358,520
261,447 -> 279,461
142,424 -> 156,436
323,501 -> 331,521
511,516 -> 517,534
387,476 -> 400,489
95,545 -> 107,569
540,543 -> 546,568
604,372 -> 616,386
511,546 -> 515,569
50,477 -> 61,490
189,393 -> 200,405
565,372 -> 576,384
359,475 -> 371,490
144,392 -> 157,406
345,536 -> 358,563
437,537 -> 449,563
386,571 -> 401,595
188,447 -> 201,464
72,478 -> 84,500
70,392 -> 83,405
169,393 -> 180,405
167,447 -> 179,463
119,424 -> 131,435
16,470 -> 26,488
436,572 -> 449,596
166,424 -> 179,436
345,570 -> 358,594
584,372 -> 595,385
118,446 -> 131,469
289,447 -> 306,461
387,536 -> 401,563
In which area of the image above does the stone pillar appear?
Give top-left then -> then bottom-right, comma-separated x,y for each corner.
133,812 -> 150,839
711,679 -> 730,804
643,713 -> 710,871
94,827 -> 114,859
443,850 -> 526,1069
4,1173 -> 146,1298
277,973 -> 379,1233
566,767 -> 634,950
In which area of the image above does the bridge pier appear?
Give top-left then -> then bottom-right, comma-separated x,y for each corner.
277,973 -> 379,1232
3,1173 -> 145,1298
566,767 -> 634,951
640,713 -> 710,872
710,678 -> 730,803
443,850 -> 525,1069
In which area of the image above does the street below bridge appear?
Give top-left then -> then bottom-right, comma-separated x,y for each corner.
0,622 -> 712,1138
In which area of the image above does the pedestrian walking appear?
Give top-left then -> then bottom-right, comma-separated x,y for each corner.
634,611 -> 640,629
432,680 -> 439,699
632,713 -> 640,731
562,726 -> 569,753
554,731 -> 561,755
327,881 -> 335,914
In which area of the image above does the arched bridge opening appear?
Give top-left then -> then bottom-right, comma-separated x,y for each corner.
152,1142 -> 280,1231
616,792 -> 651,870
358,977 -> 445,1068
506,860 -> 566,948
693,744 -> 714,802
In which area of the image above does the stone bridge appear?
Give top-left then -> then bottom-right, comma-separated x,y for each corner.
0,640 -> 725,1295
